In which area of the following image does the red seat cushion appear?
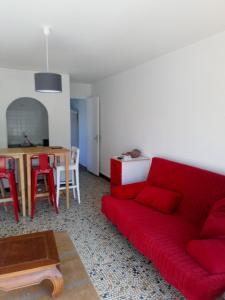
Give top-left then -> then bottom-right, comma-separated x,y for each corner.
102,195 -> 199,242
135,185 -> 181,214
187,239 -> 225,274
201,198 -> 225,238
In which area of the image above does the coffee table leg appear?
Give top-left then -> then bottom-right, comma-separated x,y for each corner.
49,266 -> 64,297
0,266 -> 63,297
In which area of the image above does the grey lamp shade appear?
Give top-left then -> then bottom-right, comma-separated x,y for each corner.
34,72 -> 62,93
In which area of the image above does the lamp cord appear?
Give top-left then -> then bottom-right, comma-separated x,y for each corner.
45,33 -> 49,72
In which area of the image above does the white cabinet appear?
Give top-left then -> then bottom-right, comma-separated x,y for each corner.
111,156 -> 151,185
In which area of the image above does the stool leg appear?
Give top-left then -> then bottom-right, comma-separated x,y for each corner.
31,171 -> 38,219
8,174 -> 19,223
46,174 -> 53,205
56,169 -> 60,207
76,168 -> 81,204
13,177 -> 20,213
71,170 -> 76,200
49,170 -> 58,214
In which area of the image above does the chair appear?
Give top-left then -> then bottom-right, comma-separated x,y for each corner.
0,156 -> 19,222
31,154 -> 58,218
56,146 -> 80,207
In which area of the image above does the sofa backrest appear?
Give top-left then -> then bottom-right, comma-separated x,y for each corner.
148,157 -> 225,225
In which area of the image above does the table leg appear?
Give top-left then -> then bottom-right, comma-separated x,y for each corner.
17,160 -> 21,194
0,179 -> 5,198
26,154 -> 32,216
57,156 -> 60,164
0,266 -> 64,297
64,153 -> 70,209
0,179 -> 7,212
19,155 -> 26,217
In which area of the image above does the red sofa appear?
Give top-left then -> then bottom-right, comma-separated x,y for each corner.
101,157 -> 225,300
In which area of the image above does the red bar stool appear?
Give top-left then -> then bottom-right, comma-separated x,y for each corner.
0,156 -> 19,222
31,154 -> 58,218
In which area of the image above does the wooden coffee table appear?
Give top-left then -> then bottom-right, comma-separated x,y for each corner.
0,230 -> 63,297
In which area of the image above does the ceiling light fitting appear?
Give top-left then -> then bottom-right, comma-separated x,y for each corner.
34,26 -> 62,93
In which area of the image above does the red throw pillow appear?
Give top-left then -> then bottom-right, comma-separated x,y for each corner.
187,239 -> 225,274
135,185 -> 181,214
201,198 -> 225,238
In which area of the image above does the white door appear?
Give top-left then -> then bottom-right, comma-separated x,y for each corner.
86,96 -> 99,175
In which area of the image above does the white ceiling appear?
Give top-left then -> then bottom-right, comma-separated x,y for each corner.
0,0 -> 225,83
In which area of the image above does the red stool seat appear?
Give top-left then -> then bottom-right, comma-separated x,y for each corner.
31,154 -> 58,218
0,156 -> 19,222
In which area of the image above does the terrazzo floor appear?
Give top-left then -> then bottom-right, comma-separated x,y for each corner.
0,169 -> 184,300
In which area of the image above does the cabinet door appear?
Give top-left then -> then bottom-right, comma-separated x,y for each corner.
122,160 -> 150,184
110,159 -> 122,185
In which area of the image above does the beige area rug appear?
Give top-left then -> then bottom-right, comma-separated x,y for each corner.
0,231 -> 100,300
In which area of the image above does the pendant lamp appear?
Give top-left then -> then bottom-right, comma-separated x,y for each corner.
34,26 -> 62,93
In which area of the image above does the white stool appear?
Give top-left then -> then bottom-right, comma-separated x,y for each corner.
56,147 -> 80,207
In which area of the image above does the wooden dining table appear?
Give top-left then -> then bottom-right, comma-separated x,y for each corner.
0,146 -> 70,217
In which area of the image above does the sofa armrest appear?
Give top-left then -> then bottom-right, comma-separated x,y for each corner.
111,181 -> 146,200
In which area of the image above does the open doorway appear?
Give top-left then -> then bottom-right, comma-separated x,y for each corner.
70,99 -> 88,168
70,109 -> 79,147
70,97 -> 99,175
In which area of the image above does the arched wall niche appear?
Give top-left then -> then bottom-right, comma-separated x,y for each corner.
6,97 -> 49,147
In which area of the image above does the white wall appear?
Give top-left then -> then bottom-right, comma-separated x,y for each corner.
0,68 -> 70,148
93,31 -> 225,177
70,82 -> 92,99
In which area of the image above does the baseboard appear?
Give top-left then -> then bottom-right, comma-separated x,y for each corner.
99,173 -> 110,182
79,164 -> 87,170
